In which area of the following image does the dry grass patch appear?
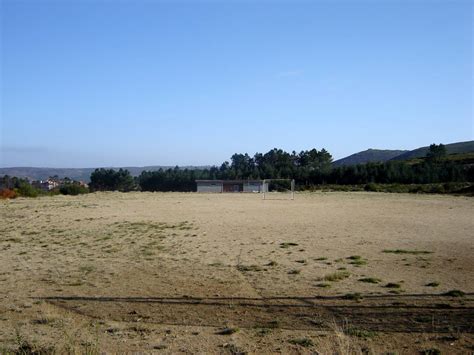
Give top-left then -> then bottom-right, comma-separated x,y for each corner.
320,271 -> 350,282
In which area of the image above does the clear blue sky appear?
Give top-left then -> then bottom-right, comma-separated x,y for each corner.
1,0 -> 472,168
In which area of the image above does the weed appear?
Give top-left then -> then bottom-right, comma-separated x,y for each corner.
256,328 -> 272,336
321,271 -> 350,282
31,317 -> 52,325
65,281 -> 84,286
314,257 -> 327,261
420,348 -> 441,355
216,327 -> 239,335
289,338 -> 314,347
443,290 -> 465,297
221,343 -> 247,355
295,259 -> 306,264
425,282 -> 440,287
209,262 -> 223,267
280,242 -> 298,248
237,265 -> 262,272
414,316 -> 432,323
265,320 -> 280,328
347,255 -> 362,260
385,282 -> 401,288
141,250 -> 154,256
383,249 -> 432,255
358,277 -> 381,284
347,255 -> 367,266
79,265 -> 95,274
254,320 -> 280,330
316,283 -> 331,288
342,293 -> 363,301
350,259 -> 367,266
345,327 -> 376,339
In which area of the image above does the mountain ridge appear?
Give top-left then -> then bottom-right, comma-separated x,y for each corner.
332,149 -> 408,167
332,140 -> 474,167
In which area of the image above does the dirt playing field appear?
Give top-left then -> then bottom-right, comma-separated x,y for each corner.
1,191 -> 473,353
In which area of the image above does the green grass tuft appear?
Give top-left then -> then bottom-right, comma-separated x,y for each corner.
321,271 -> 350,282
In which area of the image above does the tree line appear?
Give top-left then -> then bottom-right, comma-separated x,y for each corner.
86,144 -> 473,192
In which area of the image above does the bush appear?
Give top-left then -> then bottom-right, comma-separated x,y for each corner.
364,183 -> 378,192
0,188 -> 17,199
16,182 -> 40,197
429,184 -> 445,194
59,184 -> 89,195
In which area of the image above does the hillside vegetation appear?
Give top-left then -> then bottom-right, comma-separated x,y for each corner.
333,149 -> 408,167
391,140 -> 474,161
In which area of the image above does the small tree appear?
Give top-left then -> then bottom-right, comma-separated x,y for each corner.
426,144 -> 447,162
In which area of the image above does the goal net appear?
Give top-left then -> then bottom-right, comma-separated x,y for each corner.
262,179 -> 295,200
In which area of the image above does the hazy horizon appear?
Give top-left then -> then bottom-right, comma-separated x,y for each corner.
1,0 -> 472,168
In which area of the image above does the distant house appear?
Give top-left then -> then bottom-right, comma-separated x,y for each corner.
31,178 -> 60,191
196,180 -> 266,193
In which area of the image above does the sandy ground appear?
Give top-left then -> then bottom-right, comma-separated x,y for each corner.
0,191 -> 473,353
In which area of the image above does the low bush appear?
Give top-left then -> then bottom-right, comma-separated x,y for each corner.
0,188 -> 17,199
59,184 -> 89,195
16,182 -> 40,197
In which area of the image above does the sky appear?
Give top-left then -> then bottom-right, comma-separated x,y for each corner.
1,0 -> 472,168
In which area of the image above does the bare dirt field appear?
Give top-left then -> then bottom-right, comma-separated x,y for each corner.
1,191 -> 473,353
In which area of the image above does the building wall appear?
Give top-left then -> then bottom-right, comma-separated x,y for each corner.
197,182 -> 223,193
223,183 -> 242,192
243,182 -> 262,192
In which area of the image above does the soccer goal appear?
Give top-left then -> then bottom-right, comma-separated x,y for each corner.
262,179 -> 295,200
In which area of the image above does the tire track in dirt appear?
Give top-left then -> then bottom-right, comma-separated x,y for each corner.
38,294 -> 474,333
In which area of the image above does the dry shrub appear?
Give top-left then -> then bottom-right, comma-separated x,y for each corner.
0,188 -> 17,199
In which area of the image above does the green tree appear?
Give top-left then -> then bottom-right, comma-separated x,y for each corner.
426,143 -> 447,162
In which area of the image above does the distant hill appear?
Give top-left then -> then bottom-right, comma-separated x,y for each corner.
333,140 -> 474,167
0,166 -> 209,182
390,141 -> 474,161
332,149 -> 408,167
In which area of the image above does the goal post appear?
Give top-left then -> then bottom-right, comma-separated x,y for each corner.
262,179 -> 295,200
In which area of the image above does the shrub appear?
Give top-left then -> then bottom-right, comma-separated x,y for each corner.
429,185 -> 445,194
16,182 -> 39,197
59,184 -> 89,195
364,183 -> 378,192
0,188 -> 17,199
